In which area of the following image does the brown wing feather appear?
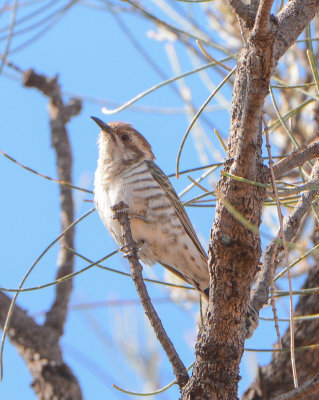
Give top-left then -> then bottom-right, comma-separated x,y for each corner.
146,160 -> 208,262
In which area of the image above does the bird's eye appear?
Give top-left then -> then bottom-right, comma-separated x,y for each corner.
121,134 -> 130,142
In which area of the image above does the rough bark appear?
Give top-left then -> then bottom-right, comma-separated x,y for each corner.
243,264 -> 319,400
181,0 -> 319,399
181,4 -> 275,399
0,293 -> 82,400
243,75 -> 319,400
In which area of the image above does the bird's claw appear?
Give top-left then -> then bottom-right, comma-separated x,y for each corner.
120,240 -> 148,259
120,244 -> 130,254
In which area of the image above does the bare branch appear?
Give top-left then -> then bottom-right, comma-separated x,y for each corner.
23,68 -> 82,337
274,0 -> 319,63
112,201 -> 189,390
252,0 -> 275,36
273,141 -> 319,179
0,68 -> 86,398
0,291 -> 83,399
226,0 -> 256,28
0,292 -> 48,356
274,373 -> 319,400
264,120 -> 283,348
250,159 -> 319,318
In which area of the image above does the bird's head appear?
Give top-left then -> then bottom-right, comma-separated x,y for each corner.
91,116 -> 155,163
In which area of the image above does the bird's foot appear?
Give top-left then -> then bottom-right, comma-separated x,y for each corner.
137,239 -> 148,253
112,209 -> 149,223
121,239 -> 148,259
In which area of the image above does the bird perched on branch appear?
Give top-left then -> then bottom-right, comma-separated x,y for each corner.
91,117 -> 258,337
92,116 -> 210,296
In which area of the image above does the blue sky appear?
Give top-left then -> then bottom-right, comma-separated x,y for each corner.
0,1 -> 299,399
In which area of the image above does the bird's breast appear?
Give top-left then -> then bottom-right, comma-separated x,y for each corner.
94,161 -> 161,243
94,161 -> 210,292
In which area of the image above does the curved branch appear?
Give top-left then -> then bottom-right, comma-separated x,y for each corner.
23,68 -> 82,337
112,201 -> 189,390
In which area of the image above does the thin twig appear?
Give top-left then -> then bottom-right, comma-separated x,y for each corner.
0,0 -> 18,75
176,67 -> 236,177
102,59 -> 231,115
112,201 -> 189,390
266,118 -> 297,386
0,149 -> 92,194
269,243 -> 282,347
196,40 -> 232,71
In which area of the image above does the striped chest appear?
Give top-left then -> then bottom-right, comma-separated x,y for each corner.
94,160 -> 175,244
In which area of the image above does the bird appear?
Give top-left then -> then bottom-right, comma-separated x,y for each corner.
91,116 -> 210,298
91,117 -> 258,337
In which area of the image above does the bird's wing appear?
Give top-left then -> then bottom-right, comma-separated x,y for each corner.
146,160 -> 208,262
159,262 -> 192,284
159,261 -> 209,299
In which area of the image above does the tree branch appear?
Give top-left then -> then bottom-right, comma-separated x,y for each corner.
274,373 -> 319,400
111,201 -> 189,390
181,11 -> 276,400
243,77 -> 319,400
0,68 -> 84,398
226,0 -> 256,28
180,0 -> 319,396
250,159 -> 319,332
23,68 -> 81,337
273,141 -> 319,179
252,0 -> 275,37
243,260 -> 319,400
274,0 -> 319,63
0,291 -> 83,399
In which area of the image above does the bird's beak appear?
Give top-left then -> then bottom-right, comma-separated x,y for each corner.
91,116 -> 113,135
